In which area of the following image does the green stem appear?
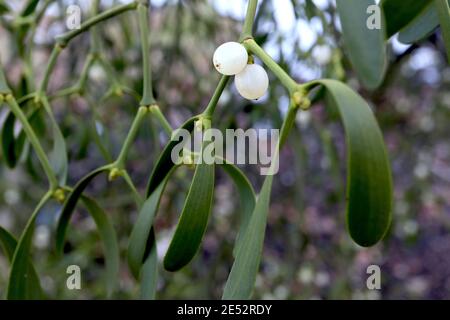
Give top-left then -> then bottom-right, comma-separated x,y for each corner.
137,2 -> 156,106
240,0 -> 259,41
56,2 -> 138,46
5,95 -> 58,189
435,0 -> 450,60
115,106 -> 148,168
122,171 -> 143,206
38,44 -> 62,93
243,38 -> 298,93
149,105 -> 173,135
202,76 -> 230,118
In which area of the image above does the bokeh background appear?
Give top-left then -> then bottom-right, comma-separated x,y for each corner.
1,0 -> 450,299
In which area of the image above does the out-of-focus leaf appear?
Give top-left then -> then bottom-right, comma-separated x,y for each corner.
21,0 -> 39,17
382,0 -> 432,38
0,1 -> 10,15
81,196 -> 120,298
163,158 -> 215,272
1,112 -> 17,168
336,0 -> 386,89
218,160 -> 256,257
146,116 -> 198,196
398,2 -> 439,44
435,0 -> 450,61
128,176 -> 170,279
55,165 -> 111,254
0,226 -> 42,299
309,79 -> 393,246
7,192 -> 51,299
42,97 -> 68,185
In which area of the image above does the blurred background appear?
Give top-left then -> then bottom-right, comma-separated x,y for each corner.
1,0 -> 450,299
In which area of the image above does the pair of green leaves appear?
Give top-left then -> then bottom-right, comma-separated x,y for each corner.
336,0 -> 450,90
223,80 -> 393,299
127,116 -> 256,299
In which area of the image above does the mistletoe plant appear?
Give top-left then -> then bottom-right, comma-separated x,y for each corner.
0,0 -> 448,300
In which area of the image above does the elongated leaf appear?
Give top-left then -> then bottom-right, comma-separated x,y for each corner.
382,0 -> 432,38
222,174 -> 273,300
163,159 -> 215,272
0,226 -> 42,299
21,0 -> 39,17
2,112 -> 17,168
218,160 -> 256,257
146,116 -> 198,196
435,0 -> 450,61
56,165 -> 111,254
42,97 -> 68,185
140,241 -> 158,300
336,0 -> 386,89
81,196 -> 119,298
310,79 -> 393,247
7,192 -> 51,299
128,177 -> 170,279
398,2 -> 439,44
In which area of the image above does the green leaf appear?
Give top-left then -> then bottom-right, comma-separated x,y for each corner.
382,0 -> 432,38
55,165 -> 111,254
146,116 -> 198,197
222,174 -> 273,300
336,0 -> 386,89
163,158 -> 215,272
81,196 -> 120,298
217,160 -> 256,257
1,112 -> 18,168
21,0 -> 40,17
140,239 -> 158,300
398,2 -> 440,44
310,79 -> 393,247
0,226 -> 42,299
128,175 -> 171,279
7,192 -> 51,299
0,1 -> 10,15
435,0 -> 450,61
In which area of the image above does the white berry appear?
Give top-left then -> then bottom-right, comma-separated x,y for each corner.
235,64 -> 269,100
213,42 -> 248,76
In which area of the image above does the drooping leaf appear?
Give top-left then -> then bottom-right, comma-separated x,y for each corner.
1,111 -> 18,168
0,226 -> 43,299
382,0 -> 432,38
140,239 -> 158,300
221,105 -> 298,300
217,160 -> 256,257
309,79 -> 393,247
146,116 -> 198,196
81,196 -> 120,298
222,174 -> 273,300
55,165 -> 111,254
7,192 -> 51,299
163,158 -> 215,272
336,0 -> 386,89
128,175 -> 172,279
398,2 -> 440,44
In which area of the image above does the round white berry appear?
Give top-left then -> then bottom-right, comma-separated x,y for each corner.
235,64 -> 269,100
213,42 -> 248,76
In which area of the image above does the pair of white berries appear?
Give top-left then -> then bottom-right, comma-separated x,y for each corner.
213,42 -> 269,100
